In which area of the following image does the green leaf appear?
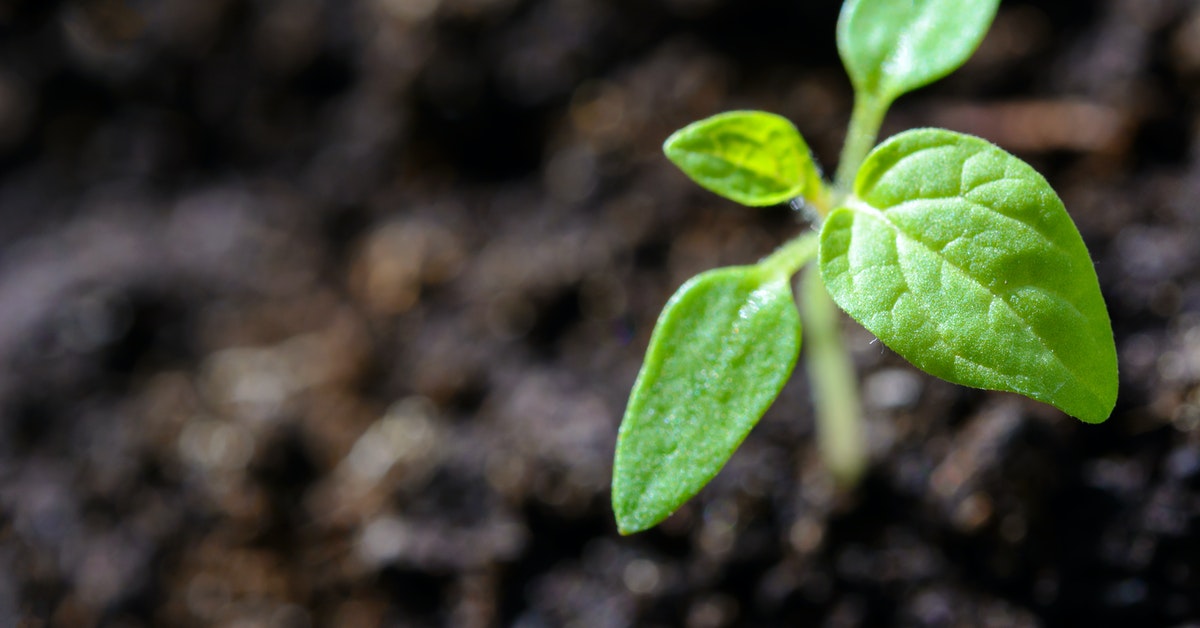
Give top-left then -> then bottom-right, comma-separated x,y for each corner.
613,265 -> 802,534
664,111 -> 822,207
838,0 -> 1000,103
818,128 -> 1118,423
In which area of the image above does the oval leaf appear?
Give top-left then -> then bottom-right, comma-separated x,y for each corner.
838,0 -> 1000,103
818,128 -> 1117,422
664,111 -> 822,207
613,265 -> 802,534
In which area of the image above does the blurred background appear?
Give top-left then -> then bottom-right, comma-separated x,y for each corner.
1,0 -> 1199,625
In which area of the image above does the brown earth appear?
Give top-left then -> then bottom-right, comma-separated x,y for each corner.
0,0 -> 1198,626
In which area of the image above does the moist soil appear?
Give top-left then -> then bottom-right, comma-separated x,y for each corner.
1,0 -> 1199,626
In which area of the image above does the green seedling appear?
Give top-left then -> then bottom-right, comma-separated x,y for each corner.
612,0 -> 1118,535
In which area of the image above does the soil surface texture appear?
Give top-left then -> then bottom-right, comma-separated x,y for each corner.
1,0 -> 1199,626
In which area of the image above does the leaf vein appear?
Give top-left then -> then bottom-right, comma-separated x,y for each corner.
853,207 -> 1101,399
883,196 -> 1070,259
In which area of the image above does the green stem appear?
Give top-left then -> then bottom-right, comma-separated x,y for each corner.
759,230 -> 819,278
833,92 -> 890,195
771,89 -> 890,486
800,266 -> 867,487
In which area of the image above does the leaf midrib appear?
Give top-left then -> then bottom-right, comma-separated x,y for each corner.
679,135 -> 796,189
842,197 -> 1105,403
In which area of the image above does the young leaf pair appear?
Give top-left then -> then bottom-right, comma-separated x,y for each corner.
613,0 -> 1119,535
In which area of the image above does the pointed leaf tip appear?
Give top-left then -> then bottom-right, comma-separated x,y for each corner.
663,111 -> 822,207
819,129 -> 1117,422
838,0 -> 1000,103
613,265 -> 803,533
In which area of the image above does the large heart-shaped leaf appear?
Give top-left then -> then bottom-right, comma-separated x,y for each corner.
819,128 -> 1117,422
663,111 -> 822,207
838,0 -> 1000,103
613,265 -> 802,534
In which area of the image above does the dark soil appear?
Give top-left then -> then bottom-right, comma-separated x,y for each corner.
1,0 -> 1199,626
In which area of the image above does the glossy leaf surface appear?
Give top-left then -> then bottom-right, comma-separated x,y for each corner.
663,111 -> 821,207
819,129 -> 1117,422
613,265 -> 802,534
838,0 -> 1000,103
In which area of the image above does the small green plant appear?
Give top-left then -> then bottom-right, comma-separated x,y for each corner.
612,0 -> 1119,535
